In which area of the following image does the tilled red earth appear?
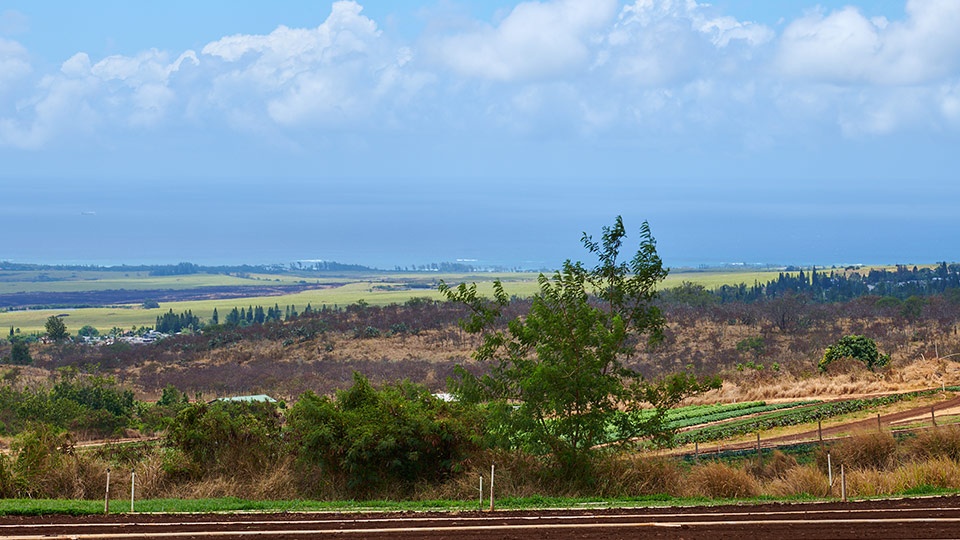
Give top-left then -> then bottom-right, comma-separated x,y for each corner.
4,495 -> 960,539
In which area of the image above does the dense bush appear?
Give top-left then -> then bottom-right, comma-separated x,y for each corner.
0,375 -> 135,438
819,335 -> 889,373
166,400 -> 283,479
287,373 -> 482,497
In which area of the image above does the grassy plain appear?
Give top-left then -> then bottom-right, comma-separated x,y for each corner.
0,267 -> 842,334
0,273 -> 541,333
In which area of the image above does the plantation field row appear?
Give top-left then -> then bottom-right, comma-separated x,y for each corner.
0,269 -> 801,334
674,388 -> 960,445
662,400 -> 815,430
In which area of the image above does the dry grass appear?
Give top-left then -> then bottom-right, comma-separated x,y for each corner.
683,461 -> 760,499
908,425 -> 960,462
828,431 -> 898,470
593,454 -> 683,497
845,460 -> 960,498
747,450 -> 797,480
765,465 -> 831,498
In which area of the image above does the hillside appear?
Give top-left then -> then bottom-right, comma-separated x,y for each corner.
5,293 -> 959,402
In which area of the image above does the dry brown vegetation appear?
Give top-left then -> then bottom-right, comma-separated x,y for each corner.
5,294 -> 956,406
25,427 -> 960,502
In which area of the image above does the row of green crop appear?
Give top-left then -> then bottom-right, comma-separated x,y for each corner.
636,401 -> 763,423
662,401 -> 766,422
667,401 -> 814,430
675,388 -> 958,445
630,400 -> 816,431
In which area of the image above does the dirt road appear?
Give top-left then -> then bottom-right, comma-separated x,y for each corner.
4,495 -> 960,539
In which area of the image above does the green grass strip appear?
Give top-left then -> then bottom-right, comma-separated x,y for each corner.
0,494 -> 821,515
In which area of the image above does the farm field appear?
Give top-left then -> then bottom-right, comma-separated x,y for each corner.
5,497 -> 960,539
0,266 -> 818,334
0,272 -> 541,333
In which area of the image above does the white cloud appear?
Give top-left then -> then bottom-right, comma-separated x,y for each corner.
777,1 -> 960,85
432,0 -> 618,81
0,73 -> 99,149
201,0 -> 417,128
0,45 -> 198,147
0,37 -> 31,89
2,0 -> 960,154
601,0 -> 772,86
942,83 -> 960,125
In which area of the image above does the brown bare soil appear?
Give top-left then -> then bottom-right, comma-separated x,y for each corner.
5,496 -> 960,539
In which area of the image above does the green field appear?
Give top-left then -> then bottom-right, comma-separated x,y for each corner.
0,268 -> 801,334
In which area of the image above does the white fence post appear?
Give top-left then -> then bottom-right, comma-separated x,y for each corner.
489,464 -> 495,512
104,468 -> 111,515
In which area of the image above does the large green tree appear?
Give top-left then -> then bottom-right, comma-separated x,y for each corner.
44,316 -> 68,341
441,217 -> 718,472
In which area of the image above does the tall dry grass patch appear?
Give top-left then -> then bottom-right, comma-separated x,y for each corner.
829,431 -> 898,470
892,457 -> 960,493
845,459 -> 960,497
765,465 -> 831,498
593,454 -> 683,497
747,450 -> 797,480
846,468 -> 896,497
425,450 -> 551,501
683,461 -> 759,499
908,425 -> 960,462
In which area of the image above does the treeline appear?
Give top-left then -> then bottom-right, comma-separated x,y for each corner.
155,310 -> 201,334
217,303 -> 316,326
665,263 -> 960,305
0,259 -> 526,276
0,261 -> 378,276
0,370 -> 706,500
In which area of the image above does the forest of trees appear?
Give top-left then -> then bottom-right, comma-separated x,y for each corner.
661,263 -> 960,305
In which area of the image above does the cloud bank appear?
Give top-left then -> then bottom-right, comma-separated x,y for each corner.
1,0 -> 959,153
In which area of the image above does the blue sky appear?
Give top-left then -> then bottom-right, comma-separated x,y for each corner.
1,1 -> 958,269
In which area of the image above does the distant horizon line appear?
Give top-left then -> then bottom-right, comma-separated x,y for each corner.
2,258 -> 955,274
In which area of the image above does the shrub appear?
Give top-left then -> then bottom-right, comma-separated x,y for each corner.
49,375 -> 136,437
10,423 -> 72,498
287,373 -> 482,497
0,453 -> 14,498
166,400 -> 283,479
819,335 -> 889,373
8,340 -> 31,365
141,385 -> 192,433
